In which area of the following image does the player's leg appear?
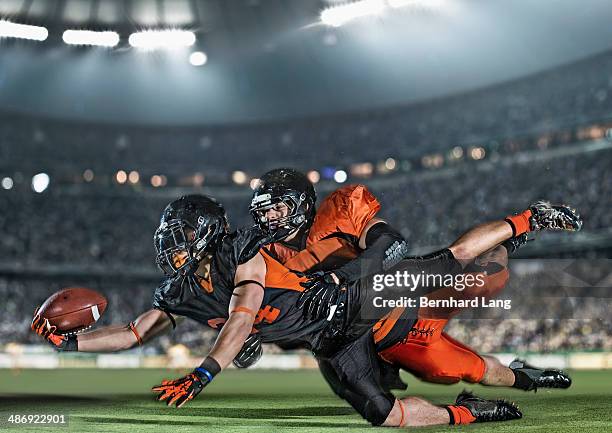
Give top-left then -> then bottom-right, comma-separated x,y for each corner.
480,355 -> 516,386
382,390 -> 522,427
319,331 -> 522,427
378,321 -> 484,384
383,397 -> 450,427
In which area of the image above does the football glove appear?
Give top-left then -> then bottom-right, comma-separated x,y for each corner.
233,333 -> 263,369
529,201 -> 582,232
30,310 -> 77,351
451,390 -> 522,423
152,368 -> 212,408
298,272 -> 342,321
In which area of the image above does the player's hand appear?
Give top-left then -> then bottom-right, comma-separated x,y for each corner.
298,272 -> 342,321
529,201 -> 582,232
31,309 -> 72,351
152,368 -> 211,408
233,333 -> 263,368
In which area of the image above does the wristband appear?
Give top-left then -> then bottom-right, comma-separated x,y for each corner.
194,367 -> 214,382
64,334 -> 78,352
505,209 -> 533,237
197,356 -> 222,381
129,321 -> 143,346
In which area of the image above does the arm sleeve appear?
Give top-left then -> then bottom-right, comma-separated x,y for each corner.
333,224 -> 464,289
333,222 -> 406,283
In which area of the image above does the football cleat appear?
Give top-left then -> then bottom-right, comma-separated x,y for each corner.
509,359 -> 572,391
529,201 -> 582,232
455,390 -> 522,422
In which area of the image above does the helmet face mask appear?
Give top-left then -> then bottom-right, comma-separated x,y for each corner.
154,195 -> 228,276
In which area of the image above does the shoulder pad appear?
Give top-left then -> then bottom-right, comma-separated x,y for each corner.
225,226 -> 275,265
152,275 -> 187,310
309,184 -> 381,241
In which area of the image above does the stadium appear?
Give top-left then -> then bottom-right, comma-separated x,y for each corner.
0,0 -> 610,431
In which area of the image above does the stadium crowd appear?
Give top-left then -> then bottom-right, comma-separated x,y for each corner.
1,48 -> 611,355
2,48 -> 612,178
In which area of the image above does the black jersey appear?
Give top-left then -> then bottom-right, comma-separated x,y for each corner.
152,227 -> 329,349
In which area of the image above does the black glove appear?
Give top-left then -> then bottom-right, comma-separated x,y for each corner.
298,272 -> 342,321
233,333 -> 263,368
152,367 -> 212,408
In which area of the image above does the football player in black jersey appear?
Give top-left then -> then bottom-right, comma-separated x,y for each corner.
31,194 -> 532,427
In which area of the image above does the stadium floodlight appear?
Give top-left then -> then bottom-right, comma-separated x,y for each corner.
128,30 -> 196,50
189,51 -> 207,66
116,170 -> 127,184
31,173 -> 50,193
1,177 -> 13,190
307,170 -> 320,184
388,0 -> 444,8
333,169 -> 348,183
0,20 -> 48,41
320,0 -> 385,27
62,30 -> 119,47
232,171 -> 248,185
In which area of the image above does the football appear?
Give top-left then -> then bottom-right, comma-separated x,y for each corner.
38,287 -> 107,334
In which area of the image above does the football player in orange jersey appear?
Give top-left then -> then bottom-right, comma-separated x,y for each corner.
238,168 -> 578,394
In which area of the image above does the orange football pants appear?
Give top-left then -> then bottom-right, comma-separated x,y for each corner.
375,268 -> 510,384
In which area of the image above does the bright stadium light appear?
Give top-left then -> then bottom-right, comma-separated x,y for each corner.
116,170 -> 127,184
320,0 -> 385,27
128,30 -> 196,50
232,171 -> 247,185
388,0 -> 445,9
0,20 -> 48,41
333,169 -> 348,183
385,157 -> 397,170
128,170 -> 140,184
1,177 -> 13,190
31,173 -> 50,193
189,51 -> 207,66
307,170 -> 320,184
83,169 -> 95,182
62,29 -> 119,47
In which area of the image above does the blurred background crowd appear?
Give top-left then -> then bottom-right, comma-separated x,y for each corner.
1,49 -> 611,355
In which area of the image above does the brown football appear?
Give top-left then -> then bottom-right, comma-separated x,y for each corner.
38,287 -> 107,334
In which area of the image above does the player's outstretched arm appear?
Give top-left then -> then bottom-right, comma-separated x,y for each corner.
449,200 -> 582,264
153,253 -> 265,408
77,308 -> 175,352
31,308 -> 174,352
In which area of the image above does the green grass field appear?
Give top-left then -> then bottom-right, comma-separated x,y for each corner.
0,369 -> 610,433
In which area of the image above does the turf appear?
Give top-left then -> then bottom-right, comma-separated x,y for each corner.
0,369 -> 610,432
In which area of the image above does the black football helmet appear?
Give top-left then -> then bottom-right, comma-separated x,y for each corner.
250,168 -> 316,241
154,195 -> 229,276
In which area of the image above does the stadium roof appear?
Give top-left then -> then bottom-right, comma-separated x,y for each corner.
1,0 -> 612,126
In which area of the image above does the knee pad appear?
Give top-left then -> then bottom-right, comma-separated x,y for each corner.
361,394 -> 395,426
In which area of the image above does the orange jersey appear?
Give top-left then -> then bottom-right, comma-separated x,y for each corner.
267,184 -> 381,272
